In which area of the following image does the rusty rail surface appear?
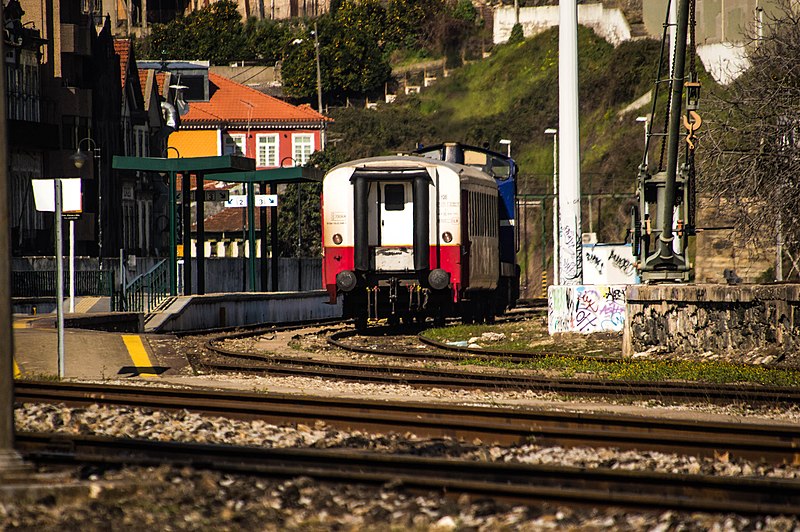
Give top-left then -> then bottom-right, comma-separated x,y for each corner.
14,381 -> 800,463
15,431 -> 800,516
200,336 -> 800,406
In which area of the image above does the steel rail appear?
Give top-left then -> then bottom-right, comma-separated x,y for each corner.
14,381 -> 800,463
15,432 -> 800,516
327,329 -> 618,363
199,340 -> 800,405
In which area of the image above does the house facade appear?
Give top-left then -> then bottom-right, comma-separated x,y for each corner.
167,71 -> 327,169
9,0 -> 166,262
135,63 -> 328,258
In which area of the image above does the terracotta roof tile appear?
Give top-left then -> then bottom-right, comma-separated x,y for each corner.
113,39 -> 132,88
155,72 -> 167,96
138,69 -> 150,94
182,72 -> 330,126
176,177 -> 239,192
200,207 -> 264,232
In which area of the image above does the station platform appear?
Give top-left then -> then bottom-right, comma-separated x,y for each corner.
12,290 -> 341,381
12,315 -> 181,380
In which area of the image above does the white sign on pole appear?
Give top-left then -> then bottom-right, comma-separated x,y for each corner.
32,178 -> 82,212
225,194 -> 278,208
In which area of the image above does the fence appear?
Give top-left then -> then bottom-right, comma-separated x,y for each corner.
12,269 -> 115,298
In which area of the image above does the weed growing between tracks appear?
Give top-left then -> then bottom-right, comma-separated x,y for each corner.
425,321 -> 800,387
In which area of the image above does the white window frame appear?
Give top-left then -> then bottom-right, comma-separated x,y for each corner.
256,133 -> 279,168
222,133 -> 247,157
292,133 -> 314,166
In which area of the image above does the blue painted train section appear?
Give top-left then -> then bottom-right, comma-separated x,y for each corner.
413,142 -> 520,312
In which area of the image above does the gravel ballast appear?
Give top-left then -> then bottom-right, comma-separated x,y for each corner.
5,401 -> 800,530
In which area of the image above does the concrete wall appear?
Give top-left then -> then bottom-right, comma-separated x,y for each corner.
696,43 -> 749,85
693,196 -> 773,284
623,284 -> 800,359
153,290 -> 341,332
493,4 -> 632,46
582,244 -> 639,285
548,284 -> 627,334
181,258 -> 322,293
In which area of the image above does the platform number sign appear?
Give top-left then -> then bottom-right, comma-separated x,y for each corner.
225,195 -> 278,208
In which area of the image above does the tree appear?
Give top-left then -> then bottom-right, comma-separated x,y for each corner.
281,3 -> 392,101
702,0 -> 800,272
508,23 -> 524,45
139,1 -> 249,64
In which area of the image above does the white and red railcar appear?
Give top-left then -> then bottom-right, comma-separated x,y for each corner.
322,149 -> 517,328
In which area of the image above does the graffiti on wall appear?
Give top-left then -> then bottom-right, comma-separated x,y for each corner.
582,244 -> 639,285
559,216 -> 583,284
548,284 -> 627,334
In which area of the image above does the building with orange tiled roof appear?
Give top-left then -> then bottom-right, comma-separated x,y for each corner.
166,71 -> 329,169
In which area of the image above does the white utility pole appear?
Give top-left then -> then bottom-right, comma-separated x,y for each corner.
69,220 -> 75,313
558,0 -> 583,285
545,129 -> 559,285
55,180 -> 65,378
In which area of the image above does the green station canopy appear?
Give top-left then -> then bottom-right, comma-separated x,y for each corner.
206,166 -> 323,184
112,155 -> 255,174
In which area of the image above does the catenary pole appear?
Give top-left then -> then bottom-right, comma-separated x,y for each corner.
558,0 -> 583,285
0,2 -> 29,473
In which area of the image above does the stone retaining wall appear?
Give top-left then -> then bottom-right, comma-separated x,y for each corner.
623,284 -> 800,359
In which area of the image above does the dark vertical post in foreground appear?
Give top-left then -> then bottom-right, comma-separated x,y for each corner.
196,173 -> 205,295
260,181 -> 269,290
270,183 -> 279,291
182,172 -> 192,295
0,3 -> 28,473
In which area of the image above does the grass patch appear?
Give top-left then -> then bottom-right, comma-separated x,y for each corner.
423,321 -> 800,387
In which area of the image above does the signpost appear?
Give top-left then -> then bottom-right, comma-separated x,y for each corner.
225,194 -> 278,208
32,178 -> 82,379
175,190 -> 230,203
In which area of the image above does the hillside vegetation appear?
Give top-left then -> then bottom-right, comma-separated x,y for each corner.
329,27 -> 663,243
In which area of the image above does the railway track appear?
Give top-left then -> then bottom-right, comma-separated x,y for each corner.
15,431 -> 800,516
187,309 -> 800,407
201,334 -> 800,406
14,381 -> 800,463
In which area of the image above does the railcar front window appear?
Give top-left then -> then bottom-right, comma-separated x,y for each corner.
384,184 -> 405,211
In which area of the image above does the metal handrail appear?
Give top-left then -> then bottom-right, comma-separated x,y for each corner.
118,260 -> 169,313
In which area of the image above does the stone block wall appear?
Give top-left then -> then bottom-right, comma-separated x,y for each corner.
623,284 -> 800,360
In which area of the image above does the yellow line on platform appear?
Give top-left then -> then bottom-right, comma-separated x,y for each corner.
121,335 -> 158,378
13,359 -> 21,378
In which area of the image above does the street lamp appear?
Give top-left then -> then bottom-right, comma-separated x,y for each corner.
544,128 -> 558,286
290,26 -> 323,115
71,138 -> 102,263
636,115 -> 649,167
162,146 -> 181,296
499,138 -> 511,157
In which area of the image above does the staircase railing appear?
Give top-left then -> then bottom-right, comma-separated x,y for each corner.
117,259 -> 169,313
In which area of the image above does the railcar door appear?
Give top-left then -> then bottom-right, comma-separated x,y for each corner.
374,182 -> 414,270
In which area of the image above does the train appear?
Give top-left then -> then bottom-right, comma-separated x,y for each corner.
321,142 -> 520,328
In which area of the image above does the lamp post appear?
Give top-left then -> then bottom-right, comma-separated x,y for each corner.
499,139 -> 511,158
545,128 -> 558,286
70,138 -> 102,264
636,115 -> 649,167
162,147 -> 181,296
